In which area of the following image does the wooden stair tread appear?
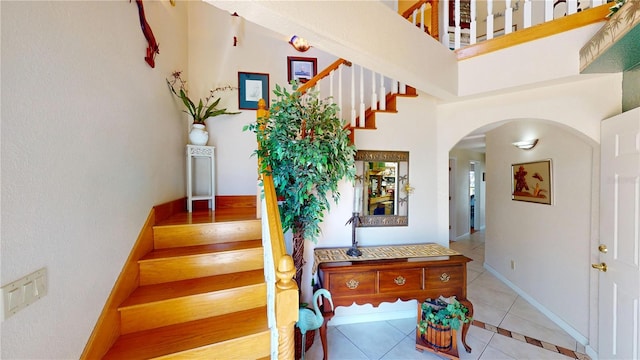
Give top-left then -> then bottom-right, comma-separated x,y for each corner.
156,207 -> 258,226
120,269 -> 265,308
104,307 -> 269,360
140,239 -> 262,261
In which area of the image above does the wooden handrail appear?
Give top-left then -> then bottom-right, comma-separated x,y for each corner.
298,58 -> 352,95
256,98 -> 298,359
455,3 -> 611,60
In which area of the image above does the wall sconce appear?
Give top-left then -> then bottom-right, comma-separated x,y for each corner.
513,139 -> 539,150
289,35 -> 310,52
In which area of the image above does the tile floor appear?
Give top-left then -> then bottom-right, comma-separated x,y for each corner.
305,230 -> 588,360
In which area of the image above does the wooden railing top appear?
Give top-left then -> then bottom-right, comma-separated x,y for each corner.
455,3 -> 611,60
298,58 -> 352,95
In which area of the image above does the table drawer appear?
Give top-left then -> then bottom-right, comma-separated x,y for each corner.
425,265 -> 464,288
328,272 -> 376,296
379,268 -> 422,292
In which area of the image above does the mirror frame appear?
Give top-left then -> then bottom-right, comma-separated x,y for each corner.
355,150 -> 409,227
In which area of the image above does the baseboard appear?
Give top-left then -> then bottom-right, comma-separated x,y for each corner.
216,195 -> 256,209
483,263 -> 589,346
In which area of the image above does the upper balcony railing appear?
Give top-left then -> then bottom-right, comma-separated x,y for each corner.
403,0 -> 614,55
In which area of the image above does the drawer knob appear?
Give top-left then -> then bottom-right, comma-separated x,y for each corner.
394,276 -> 406,286
440,273 -> 450,282
346,279 -> 359,289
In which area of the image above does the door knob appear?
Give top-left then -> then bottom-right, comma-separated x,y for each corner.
592,263 -> 607,272
598,244 -> 608,253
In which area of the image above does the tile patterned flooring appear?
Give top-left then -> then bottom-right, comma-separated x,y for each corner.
305,231 -> 589,360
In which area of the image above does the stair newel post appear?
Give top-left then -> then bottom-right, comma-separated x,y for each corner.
350,66 -> 356,128
543,0 -> 553,21
371,71 -> 377,111
275,255 -> 298,360
454,0 -> 461,49
359,65 -> 365,128
486,0 -> 495,40
379,73 -> 386,111
504,0 -> 513,35
469,0 -> 477,45
523,0 -> 532,28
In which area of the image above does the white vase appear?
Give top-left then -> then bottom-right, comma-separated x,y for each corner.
189,123 -> 209,145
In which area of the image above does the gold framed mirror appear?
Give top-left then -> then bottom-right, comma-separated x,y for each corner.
355,150 -> 409,227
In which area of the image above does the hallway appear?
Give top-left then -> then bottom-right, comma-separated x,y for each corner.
305,231 -> 589,359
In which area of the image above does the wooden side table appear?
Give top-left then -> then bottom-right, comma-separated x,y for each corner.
186,145 -> 215,212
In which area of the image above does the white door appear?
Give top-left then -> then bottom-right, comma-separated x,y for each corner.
599,108 -> 640,359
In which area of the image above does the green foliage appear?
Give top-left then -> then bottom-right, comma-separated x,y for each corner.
167,70 -> 239,124
244,83 -> 356,243
607,0 -> 627,17
418,297 -> 471,333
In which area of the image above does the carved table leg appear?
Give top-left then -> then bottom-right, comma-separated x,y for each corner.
320,309 -> 335,360
459,299 -> 474,353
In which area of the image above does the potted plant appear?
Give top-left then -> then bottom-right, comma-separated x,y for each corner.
418,296 -> 471,352
167,70 -> 239,145
245,83 -> 356,291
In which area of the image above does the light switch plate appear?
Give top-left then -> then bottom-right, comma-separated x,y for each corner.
1,268 -> 47,321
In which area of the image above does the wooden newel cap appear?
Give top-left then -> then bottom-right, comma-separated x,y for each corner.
276,254 -> 296,290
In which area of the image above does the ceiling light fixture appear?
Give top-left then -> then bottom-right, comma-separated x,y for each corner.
513,139 -> 539,150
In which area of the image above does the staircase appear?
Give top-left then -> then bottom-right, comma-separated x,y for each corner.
100,203 -> 272,359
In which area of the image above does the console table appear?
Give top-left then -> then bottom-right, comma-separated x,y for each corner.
315,244 -> 473,360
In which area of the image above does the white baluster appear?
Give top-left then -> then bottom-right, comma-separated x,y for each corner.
505,0 -> 513,34
412,9 -> 418,26
359,66 -> 365,128
420,3 -> 426,32
524,0 -> 532,28
469,0 -> 477,45
544,0 -> 553,21
338,66 -> 343,122
350,66 -> 356,128
441,0 -> 450,48
567,0 -> 578,15
486,0 -> 494,40
392,80 -> 398,95
379,73 -> 386,111
371,71 -> 377,111
592,0 -> 604,6
329,70 -> 334,104
454,0 -> 461,49
399,82 -> 406,95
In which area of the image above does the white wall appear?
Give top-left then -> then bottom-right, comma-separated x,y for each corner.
484,120 -> 597,339
187,1 -> 339,195
1,1 -> 187,358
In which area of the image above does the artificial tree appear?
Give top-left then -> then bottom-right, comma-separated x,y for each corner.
246,83 -> 356,290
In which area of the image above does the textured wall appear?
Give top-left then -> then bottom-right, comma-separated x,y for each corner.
1,1 -> 187,358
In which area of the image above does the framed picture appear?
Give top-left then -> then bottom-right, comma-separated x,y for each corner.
238,72 -> 269,110
287,56 -> 317,84
512,160 -> 552,205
